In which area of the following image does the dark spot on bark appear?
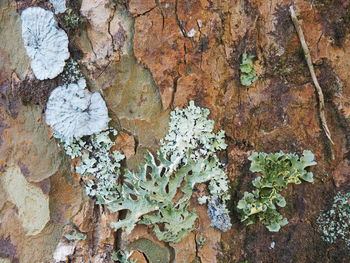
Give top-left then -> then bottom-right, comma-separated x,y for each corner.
0,236 -> 17,260
35,178 -> 51,194
0,117 -> 9,147
243,0 -> 258,17
15,0 -> 51,13
18,161 -> 30,178
266,47 -> 309,85
197,36 -> 209,53
313,0 -> 350,47
69,41 -> 84,60
0,80 -> 21,118
270,4 -> 294,50
15,76 -> 58,108
316,59 -> 343,101
114,22 -> 127,49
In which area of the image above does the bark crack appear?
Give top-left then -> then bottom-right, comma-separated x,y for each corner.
175,0 -> 187,37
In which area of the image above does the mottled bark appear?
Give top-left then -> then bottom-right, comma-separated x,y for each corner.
1,0 -> 350,262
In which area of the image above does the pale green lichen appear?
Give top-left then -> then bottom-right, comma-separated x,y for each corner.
109,152 -> 222,243
237,150 -> 316,232
111,250 -> 137,263
63,8 -> 81,30
61,129 -> 125,204
59,101 -> 230,243
64,232 -> 87,241
160,101 -> 227,164
240,53 -> 258,86
160,101 -> 231,232
317,192 -> 350,248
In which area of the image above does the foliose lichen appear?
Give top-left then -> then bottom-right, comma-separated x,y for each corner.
61,128 -> 124,204
59,101 -> 230,243
317,191 -> 350,248
240,53 -> 258,86
111,250 -> 137,263
107,102 -> 231,242
160,101 -> 231,232
237,151 -> 316,232
109,152 -> 223,243
21,7 -> 70,80
63,9 -> 81,30
160,101 -> 227,164
50,0 -> 67,14
45,79 -> 109,140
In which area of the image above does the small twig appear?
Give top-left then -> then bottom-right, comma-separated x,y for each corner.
290,6 -> 335,157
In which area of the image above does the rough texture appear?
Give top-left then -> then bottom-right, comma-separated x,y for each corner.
21,7 -> 69,80
1,0 -> 350,262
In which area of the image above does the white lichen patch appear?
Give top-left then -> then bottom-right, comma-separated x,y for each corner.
187,28 -> 196,38
53,241 -> 76,262
21,7 -> 69,80
0,165 -> 50,236
45,79 -> 109,140
160,101 -> 226,165
50,0 -> 67,14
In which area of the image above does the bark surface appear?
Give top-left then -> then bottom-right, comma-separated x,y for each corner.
1,0 -> 350,262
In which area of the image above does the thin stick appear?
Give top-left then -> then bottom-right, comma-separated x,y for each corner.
290,6 -> 334,149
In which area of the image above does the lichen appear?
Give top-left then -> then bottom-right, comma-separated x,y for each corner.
108,102 -> 231,241
317,192 -> 350,248
45,79 -> 109,140
63,9 -> 81,30
159,101 -> 231,232
111,250 -> 137,263
207,196 -> 232,232
50,0 -> 67,14
64,232 -> 87,241
160,101 -> 227,165
21,7 -> 69,80
61,59 -> 84,84
240,53 -> 258,86
237,151 -> 316,232
109,152 -> 220,243
59,101 -> 230,243
61,128 -> 124,204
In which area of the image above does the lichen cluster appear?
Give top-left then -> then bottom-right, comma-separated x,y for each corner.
160,101 -> 231,231
61,129 -> 125,204
108,102 -> 231,242
23,3 -> 231,243
58,102 -> 231,243
237,151 -> 316,232
317,192 -> 350,248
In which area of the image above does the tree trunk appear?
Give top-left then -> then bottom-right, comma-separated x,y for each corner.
1,0 -> 350,262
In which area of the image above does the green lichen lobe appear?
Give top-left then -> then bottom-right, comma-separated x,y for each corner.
237,150 -> 316,232
240,53 -> 258,86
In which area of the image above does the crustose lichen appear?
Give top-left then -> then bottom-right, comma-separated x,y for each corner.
317,191 -> 350,248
